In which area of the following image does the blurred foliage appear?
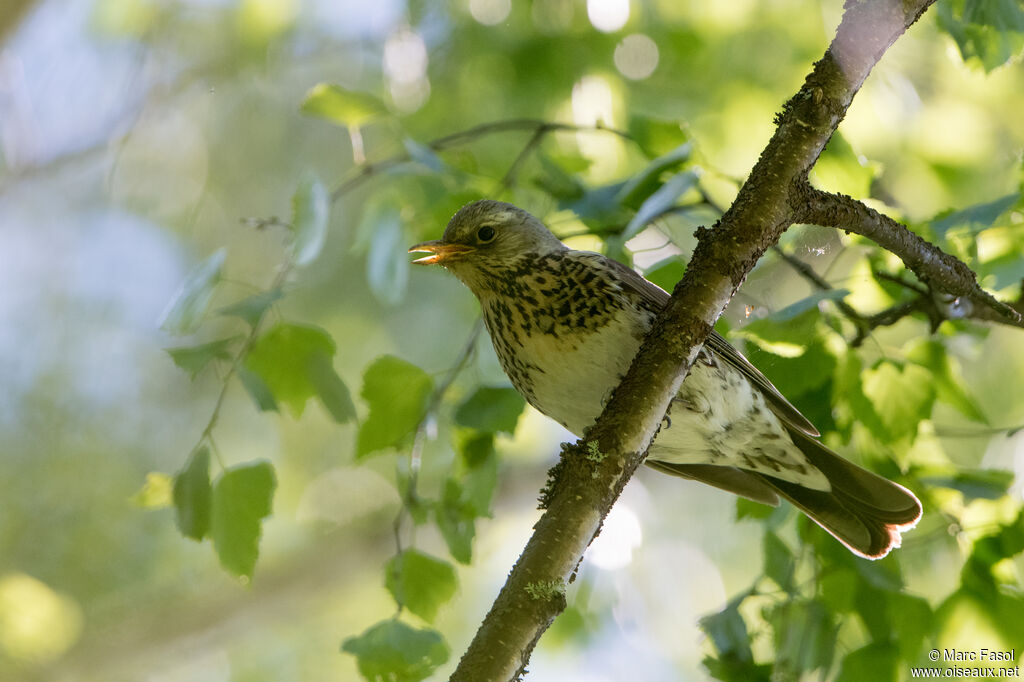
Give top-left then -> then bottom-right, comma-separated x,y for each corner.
3,0 -> 1024,680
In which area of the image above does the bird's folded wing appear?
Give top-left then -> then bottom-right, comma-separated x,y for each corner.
583,252 -> 820,437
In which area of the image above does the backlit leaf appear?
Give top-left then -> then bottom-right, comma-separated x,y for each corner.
356,356 -> 433,458
166,337 -> 238,379
341,620 -> 449,682
385,550 -> 458,623
862,361 -> 936,442
245,323 -> 347,418
300,83 -> 387,128
173,447 -> 212,541
211,461 -> 276,579
308,352 -> 356,424
454,387 -> 525,435
836,642 -> 897,682
218,289 -> 283,328
131,472 -> 173,509
919,468 -> 1015,501
905,339 -> 988,423
621,170 -> 699,241
291,174 -> 329,267
930,192 -> 1020,240
616,142 -> 694,208
699,596 -> 754,664
763,532 -> 794,591
366,208 -> 409,306
160,249 -> 226,335
436,478 -> 476,564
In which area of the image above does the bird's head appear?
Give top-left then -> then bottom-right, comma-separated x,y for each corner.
408,200 -> 566,293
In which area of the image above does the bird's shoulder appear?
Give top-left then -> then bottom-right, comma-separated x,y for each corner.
563,249 -> 819,436
563,250 -> 668,314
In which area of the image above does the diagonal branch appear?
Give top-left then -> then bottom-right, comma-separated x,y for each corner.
792,185 -> 1024,327
449,1 -> 938,679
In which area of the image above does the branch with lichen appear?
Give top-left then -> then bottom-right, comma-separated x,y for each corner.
450,1 -> 939,680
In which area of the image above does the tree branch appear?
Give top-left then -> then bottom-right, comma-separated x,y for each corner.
450,1 -> 937,679
793,185 -> 1024,327
330,119 -> 632,203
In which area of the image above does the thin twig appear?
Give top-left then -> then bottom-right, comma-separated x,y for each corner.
495,126 -> 549,194
196,261 -> 293,460
330,119 -> 633,202
793,184 -> 1023,327
389,319 -> 485,613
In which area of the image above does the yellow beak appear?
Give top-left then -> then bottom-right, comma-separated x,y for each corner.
408,240 -> 475,265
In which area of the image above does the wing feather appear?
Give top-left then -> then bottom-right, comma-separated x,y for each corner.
575,251 -> 820,436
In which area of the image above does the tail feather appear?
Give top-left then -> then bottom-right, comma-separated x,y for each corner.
758,426 -> 922,559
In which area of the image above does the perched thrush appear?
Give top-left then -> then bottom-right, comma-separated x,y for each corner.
410,200 -> 921,558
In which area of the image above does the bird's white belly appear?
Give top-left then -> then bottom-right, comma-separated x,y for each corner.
499,319 -> 829,490
522,316 -> 639,436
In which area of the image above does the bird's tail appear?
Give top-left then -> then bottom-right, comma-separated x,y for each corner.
759,425 -> 922,559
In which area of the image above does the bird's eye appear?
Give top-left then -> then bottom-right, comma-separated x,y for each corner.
477,225 -> 496,242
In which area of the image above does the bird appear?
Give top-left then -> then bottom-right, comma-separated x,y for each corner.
409,199 -> 921,559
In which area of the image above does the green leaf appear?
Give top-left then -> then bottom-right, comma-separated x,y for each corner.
699,596 -> 754,664
173,447 -> 212,541
244,323 -> 346,418
534,153 -> 586,201
454,387 -> 525,435
834,353 -> 888,440
237,366 -> 278,412
905,339 -> 988,423
862,361 -> 936,441
889,593 -> 933,659
919,468 -> 1015,501
308,352 -> 357,424
931,192 -> 1021,240
735,497 -> 775,521
365,208 -> 409,306
616,142 -> 694,207
300,83 -> 387,128
810,131 -> 875,198
436,478 -> 476,564
769,600 -> 837,676
835,642 -> 897,682
385,550 -> 458,623
211,461 -> 276,579
341,620 -> 449,682
854,555 -> 905,592
628,115 -> 690,158
166,337 -> 238,379
643,257 -> 685,293
356,356 -> 433,458
734,307 -> 820,357
763,532 -> 794,591
744,338 -> 835,401
291,174 -> 329,267
160,248 -> 226,335
818,566 -> 858,613
936,1 -> 1024,71
456,433 -> 499,516
702,656 -> 772,682
621,170 -> 700,241
131,472 -> 173,509
767,289 -> 851,321
218,289 -> 283,328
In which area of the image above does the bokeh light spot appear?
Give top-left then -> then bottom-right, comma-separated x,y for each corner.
469,0 -> 511,26
588,505 -> 642,570
614,34 -> 659,80
587,0 -> 629,33
0,573 -> 83,664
